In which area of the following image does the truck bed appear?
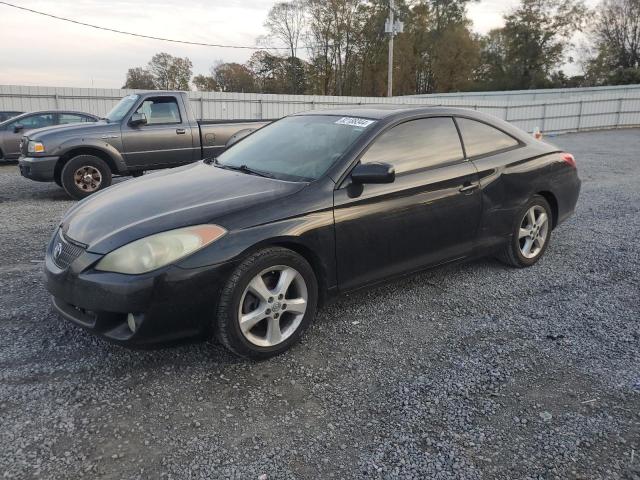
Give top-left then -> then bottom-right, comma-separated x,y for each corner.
199,119 -> 271,158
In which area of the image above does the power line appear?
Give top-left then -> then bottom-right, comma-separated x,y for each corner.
0,1 -> 289,51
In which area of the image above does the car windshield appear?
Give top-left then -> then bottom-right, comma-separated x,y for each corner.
215,115 -> 375,182
105,94 -> 139,122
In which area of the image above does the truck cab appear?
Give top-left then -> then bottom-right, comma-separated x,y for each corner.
18,91 -> 269,199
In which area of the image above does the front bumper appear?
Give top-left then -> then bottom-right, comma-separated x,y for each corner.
19,156 -> 59,182
45,244 -> 237,348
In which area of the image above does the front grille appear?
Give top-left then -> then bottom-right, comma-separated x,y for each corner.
51,230 -> 86,269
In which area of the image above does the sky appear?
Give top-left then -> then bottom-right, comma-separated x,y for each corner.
0,0 -> 598,89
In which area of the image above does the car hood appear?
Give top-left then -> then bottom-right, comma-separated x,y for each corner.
27,120 -> 110,141
61,162 -> 306,254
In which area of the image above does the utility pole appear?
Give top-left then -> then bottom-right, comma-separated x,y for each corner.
385,0 -> 403,97
387,0 -> 395,98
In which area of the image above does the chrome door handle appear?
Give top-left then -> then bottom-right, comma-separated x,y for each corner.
176,128 -> 186,135
459,183 -> 479,194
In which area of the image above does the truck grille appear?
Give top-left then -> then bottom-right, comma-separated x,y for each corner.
51,230 -> 86,269
19,136 -> 28,156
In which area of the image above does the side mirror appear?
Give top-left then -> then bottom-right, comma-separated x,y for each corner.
351,162 -> 395,185
13,124 -> 24,133
129,112 -> 147,126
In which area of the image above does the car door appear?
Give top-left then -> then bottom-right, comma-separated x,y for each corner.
455,117 -> 524,246
4,113 -> 56,158
333,116 -> 482,291
121,96 -> 195,168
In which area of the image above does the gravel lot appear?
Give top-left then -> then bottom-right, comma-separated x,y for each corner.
1,128 -> 639,480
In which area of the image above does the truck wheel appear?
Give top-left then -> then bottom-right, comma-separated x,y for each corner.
61,155 -> 112,200
53,168 -> 62,187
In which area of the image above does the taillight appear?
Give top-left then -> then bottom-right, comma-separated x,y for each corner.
562,153 -> 577,169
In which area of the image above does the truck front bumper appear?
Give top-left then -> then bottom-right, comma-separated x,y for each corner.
18,156 -> 59,182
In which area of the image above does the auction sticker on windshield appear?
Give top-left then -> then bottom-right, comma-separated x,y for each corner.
335,117 -> 376,128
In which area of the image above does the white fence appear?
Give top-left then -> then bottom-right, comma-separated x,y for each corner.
1,84 -> 640,134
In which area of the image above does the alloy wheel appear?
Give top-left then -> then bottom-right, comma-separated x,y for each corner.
518,205 -> 549,259
238,265 -> 308,347
73,166 -> 102,192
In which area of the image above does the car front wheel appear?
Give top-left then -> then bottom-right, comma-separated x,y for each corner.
499,195 -> 553,268
215,247 -> 318,359
61,154 -> 112,200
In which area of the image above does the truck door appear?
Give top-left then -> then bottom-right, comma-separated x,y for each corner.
121,96 -> 196,168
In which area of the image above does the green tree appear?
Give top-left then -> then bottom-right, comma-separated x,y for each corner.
586,0 -> 640,84
147,53 -> 193,90
478,0 -> 587,90
213,63 -> 257,92
122,67 -> 156,89
192,74 -> 218,92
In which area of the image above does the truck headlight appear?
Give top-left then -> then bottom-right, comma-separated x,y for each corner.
95,225 -> 227,274
27,141 -> 45,153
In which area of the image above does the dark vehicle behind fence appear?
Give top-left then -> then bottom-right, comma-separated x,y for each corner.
44,106 -> 581,359
17,92 -> 270,199
0,111 -> 98,161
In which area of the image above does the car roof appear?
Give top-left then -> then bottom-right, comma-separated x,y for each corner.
293,105 -> 496,120
0,110 -> 98,126
294,105 -> 535,145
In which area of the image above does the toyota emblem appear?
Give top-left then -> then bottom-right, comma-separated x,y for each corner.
53,242 -> 63,259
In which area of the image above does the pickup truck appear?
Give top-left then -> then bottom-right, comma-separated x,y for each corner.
18,91 -> 270,199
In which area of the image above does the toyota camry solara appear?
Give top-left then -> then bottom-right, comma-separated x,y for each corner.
45,107 -> 581,359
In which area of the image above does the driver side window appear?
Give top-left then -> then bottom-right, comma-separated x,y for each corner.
361,117 -> 464,174
134,97 -> 181,125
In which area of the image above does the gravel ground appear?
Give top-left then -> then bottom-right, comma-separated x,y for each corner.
0,128 -> 639,480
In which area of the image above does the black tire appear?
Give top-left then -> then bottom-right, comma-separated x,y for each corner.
498,194 -> 553,268
60,155 -> 112,200
215,247 -> 318,360
53,169 -> 62,187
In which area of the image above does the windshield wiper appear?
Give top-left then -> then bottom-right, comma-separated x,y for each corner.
210,159 -> 275,179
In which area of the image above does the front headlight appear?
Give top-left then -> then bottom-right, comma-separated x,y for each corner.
28,141 -> 45,154
95,225 -> 227,274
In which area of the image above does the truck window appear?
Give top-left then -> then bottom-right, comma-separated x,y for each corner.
135,97 -> 182,125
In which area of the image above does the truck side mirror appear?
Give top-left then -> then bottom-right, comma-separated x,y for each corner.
129,112 -> 148,126
13,124 -> 24,134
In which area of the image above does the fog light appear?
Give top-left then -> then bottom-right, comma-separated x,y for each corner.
127,313 -> 141,333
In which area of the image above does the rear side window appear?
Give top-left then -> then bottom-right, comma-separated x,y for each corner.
456,117 -> 519,158
361,117 -> 464,174
59,114 -> 95,124
135,97 -> 181,125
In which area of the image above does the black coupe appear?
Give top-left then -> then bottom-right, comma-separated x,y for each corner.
45,107 -> 581,358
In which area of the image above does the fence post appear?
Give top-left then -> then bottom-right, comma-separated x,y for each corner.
199,96 -> 204,121
615,98 -> 623,128
577,100 -> 583,132
54,93 -> 59,110
258,99 -> 263,119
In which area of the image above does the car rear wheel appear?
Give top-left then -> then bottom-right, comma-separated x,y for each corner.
215,247 -> 318,359
60,155 -> 112,200
498,195 -> 552,268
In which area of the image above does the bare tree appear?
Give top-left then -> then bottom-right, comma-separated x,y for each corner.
592,0 -> 640,69
264,1 -> 307,59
